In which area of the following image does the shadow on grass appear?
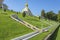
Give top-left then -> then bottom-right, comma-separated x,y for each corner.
47,25 -> 60,40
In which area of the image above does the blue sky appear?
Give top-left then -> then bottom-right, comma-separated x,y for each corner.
4,0 -> 60,16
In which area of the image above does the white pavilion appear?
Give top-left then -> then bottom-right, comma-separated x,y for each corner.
22,0 -> 33,16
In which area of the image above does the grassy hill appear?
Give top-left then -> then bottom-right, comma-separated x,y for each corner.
18,14 -> 50,29
0,9 -> 60,40
29,21 -> 59,40
0,9 -> 33,40
17,13 -> 59,40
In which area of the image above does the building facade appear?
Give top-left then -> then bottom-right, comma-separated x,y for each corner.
22,3 -> 33,16
0,0 -> 8,9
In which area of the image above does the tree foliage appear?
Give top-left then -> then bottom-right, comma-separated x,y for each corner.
46,11 -> 55,19
39,16 -> 40,19
57,11 -> 60,22
40,10 -> 58,21
41,10 -> 45,18
4,9 -> 6,12
22,11 -> 26,17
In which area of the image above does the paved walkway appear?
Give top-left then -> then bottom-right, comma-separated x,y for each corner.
11,31 -> 41,40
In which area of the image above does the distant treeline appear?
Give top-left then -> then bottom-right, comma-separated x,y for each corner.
40,10 -> 60,22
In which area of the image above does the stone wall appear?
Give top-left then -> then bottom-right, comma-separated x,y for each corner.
44,24 -> 60,40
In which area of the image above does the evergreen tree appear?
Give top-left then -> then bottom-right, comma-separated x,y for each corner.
46,11 -> 54,19
57,11 -> 60,22
4,9 -> 6,12
41,10 -> 45,18
52,14 -> 57,21
39,16 -> 40,19
22,11 -> 26,17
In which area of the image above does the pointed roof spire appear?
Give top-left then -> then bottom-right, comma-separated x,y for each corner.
25,0 -> 28,7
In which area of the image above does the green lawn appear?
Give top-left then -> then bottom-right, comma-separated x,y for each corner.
0,10 -> 33,40
29,22 -> 59,40
0,9 -> 59,40
18,14 -> 49,29
17,13 -> 60,40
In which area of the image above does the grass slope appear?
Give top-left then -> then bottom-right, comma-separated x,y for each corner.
17,13 -> 59,40
0,10 -> 33,40
18,14 -> 49,29
29,21 -> 59,40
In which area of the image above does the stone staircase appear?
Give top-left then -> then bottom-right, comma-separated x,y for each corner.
10,14 -> 40,31
10,14 -> 51,40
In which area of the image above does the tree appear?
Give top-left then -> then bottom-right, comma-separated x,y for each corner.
41,10 -> 45,18
22,11 -> 26,17
39,16 -> 40,19
45,11 -> 58,21
16,12 -> 18,14
52,14 -> 57,21
45,11 -> 54,19
57,11 -> 60,22
4,9 -> 6,12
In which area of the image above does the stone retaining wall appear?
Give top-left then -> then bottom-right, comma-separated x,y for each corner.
44,24 -> 60,40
